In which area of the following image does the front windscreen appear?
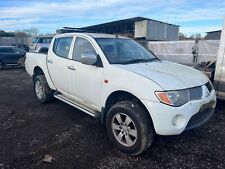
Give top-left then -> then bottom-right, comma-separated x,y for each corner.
95,38 -> 158,64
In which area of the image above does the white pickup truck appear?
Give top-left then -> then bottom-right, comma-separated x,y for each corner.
29,36 -> 53,53
25,33 -> 216,155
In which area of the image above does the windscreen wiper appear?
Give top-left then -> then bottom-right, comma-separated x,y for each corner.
119,58 -> 159,64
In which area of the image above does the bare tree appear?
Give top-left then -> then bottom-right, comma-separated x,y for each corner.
22,27 -> 39,36
178,33 -> 188,40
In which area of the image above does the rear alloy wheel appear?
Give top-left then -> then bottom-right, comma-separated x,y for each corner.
35,80 -> 44,100
34,75 -> 53,103
106,101 -> 154,155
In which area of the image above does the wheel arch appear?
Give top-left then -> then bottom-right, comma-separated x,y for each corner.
33,66 -> 44,77
32,66 -> 56,90
102,90 -> 153,126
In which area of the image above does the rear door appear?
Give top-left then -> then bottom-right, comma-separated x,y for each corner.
47,36 -> 73,94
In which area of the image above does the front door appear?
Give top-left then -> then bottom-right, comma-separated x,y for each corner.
68,36 -> 103,111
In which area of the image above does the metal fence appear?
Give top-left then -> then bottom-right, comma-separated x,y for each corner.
147,40 -> 220,65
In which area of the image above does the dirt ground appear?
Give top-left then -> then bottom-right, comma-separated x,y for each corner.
0,68 -> 225,169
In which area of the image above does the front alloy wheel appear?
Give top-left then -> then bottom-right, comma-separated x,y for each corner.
106,101 -> 154,155
111,113 -> 137,147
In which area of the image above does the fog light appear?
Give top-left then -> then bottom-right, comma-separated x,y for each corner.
172,115 -> 186,129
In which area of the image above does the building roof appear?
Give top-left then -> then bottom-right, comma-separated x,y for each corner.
58,17 -> 179,35
206,30 -> 222,33
81,17 -> 179,29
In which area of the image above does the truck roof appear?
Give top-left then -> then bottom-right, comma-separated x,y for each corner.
55,33 -> 129,39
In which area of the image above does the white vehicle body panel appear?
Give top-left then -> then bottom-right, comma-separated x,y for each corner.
115,61 -> 209,90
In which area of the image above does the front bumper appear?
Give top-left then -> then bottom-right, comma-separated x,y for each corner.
142,87 -> 216,135
185,100 -> 215,130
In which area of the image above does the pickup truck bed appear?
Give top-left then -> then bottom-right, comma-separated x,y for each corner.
26,52 -> 55,90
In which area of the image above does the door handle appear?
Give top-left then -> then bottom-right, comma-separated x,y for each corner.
67,65 -> 76,70
47,59 -> 53,64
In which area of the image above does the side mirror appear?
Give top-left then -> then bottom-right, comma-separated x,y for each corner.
80,53 -> 97,65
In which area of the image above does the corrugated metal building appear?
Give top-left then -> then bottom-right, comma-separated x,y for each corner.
57,17 -> 179,41
134,19 -> 179,41
205,30 -> 222,40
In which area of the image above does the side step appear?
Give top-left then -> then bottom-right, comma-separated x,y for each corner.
54,93 -> 100,118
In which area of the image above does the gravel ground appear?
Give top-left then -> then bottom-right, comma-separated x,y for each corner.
0,68 -> 225,169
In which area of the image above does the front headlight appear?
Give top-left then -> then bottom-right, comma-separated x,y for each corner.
155,90 -> 189,107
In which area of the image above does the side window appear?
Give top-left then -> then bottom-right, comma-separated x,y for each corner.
42,38 -> 52,44
53,37 -> 73,58
73,37 -> 97,61
11,47 -> 24,54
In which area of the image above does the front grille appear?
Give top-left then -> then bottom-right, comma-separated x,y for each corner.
205,81 -> 213,93
189,86 -> 202,100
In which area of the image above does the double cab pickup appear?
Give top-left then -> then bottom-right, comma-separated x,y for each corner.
25,33 -> 216,155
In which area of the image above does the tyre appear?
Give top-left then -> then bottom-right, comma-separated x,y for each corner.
33,75 -> 54,103
106,101 -> 154,155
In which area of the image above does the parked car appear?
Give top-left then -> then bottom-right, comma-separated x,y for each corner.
29,36 -> 53,52
25,33 -> 216,155
0,46 -> 26,69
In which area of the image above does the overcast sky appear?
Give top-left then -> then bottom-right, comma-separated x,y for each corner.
0,0 -> 224,35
